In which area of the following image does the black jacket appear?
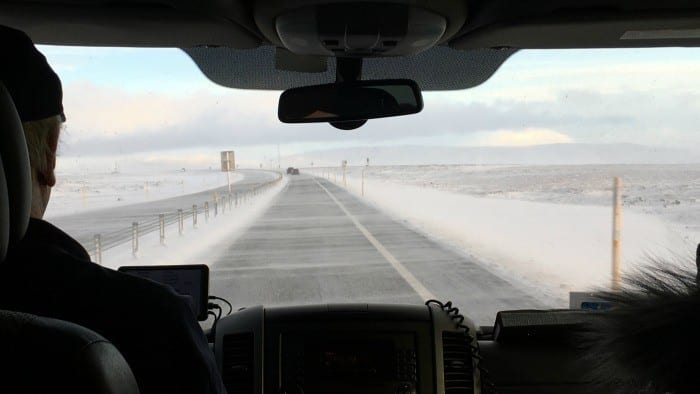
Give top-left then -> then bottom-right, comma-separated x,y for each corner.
0,218 -> 226,394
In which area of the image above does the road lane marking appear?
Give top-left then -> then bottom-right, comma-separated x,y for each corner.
314,178 -> 437,301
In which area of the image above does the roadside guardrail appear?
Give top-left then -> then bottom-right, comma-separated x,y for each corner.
89,173 -> 283,264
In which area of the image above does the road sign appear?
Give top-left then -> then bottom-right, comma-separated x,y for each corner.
221,151 -> 235,193
220,151 -> 235,172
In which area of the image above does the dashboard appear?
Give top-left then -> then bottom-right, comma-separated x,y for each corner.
213,303 -> 596,394
213,303 -> 479,394
115,265 -> 594,393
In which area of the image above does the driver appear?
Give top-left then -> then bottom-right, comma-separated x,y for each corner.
0,26 -> 226,394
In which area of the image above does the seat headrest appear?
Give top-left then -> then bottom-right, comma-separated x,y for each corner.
0,82 -> 32,247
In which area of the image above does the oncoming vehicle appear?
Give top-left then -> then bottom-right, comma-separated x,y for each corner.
2,1 -> 700,393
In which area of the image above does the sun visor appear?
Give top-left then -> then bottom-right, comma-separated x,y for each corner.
452,11 -> 700,50
183,45 -> 516,91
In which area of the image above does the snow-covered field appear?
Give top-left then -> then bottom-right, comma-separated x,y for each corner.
324,164 -> 700,306
344,164 -> 700,233
45,168 -> 243,218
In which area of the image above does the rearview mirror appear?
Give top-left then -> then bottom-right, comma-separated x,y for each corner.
278,80 -> 423,124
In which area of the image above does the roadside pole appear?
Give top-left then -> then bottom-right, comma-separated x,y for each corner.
213,192 -> 219,216
159,214 -> 165,245
361,167 -> 365,196
193,205 -> 198,228
226,157 -> 231,193
132,222 -> 139,257
342,160 -> 347,188
612,177 -> 622,290
94,234 -> 102,265
82,182 -> 87,208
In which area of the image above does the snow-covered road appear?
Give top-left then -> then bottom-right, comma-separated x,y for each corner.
208,174 -> 544,324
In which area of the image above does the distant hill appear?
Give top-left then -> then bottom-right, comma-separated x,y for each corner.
282,143 -> 700,167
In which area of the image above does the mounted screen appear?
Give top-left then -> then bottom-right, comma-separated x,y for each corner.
118,264 -> 209,321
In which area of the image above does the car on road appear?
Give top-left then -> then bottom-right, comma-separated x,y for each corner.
1,1 -> 698,393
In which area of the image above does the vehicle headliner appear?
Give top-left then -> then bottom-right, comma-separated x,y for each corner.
1,0 -> 699,90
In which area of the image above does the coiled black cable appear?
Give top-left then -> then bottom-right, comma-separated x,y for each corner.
209,295 -> 232,316
206,295 -> 233,343
426,300 -> 497,394
208,303 -> 223,321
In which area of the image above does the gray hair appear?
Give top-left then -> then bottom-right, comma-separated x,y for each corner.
21,115 -> 61,173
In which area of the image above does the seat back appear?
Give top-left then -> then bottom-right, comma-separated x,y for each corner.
0,309 -> 141,393
0,81 -> 26,262
0,81 -> 31,248
0,135 -> 8,262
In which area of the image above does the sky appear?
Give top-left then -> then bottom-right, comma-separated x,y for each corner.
38,45 -> 700,171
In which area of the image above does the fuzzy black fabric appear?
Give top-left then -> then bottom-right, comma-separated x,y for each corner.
580,261 -> 700,393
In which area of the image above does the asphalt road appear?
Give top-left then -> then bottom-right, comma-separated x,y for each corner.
50,169 -> 279,249
210,173 -> 544,324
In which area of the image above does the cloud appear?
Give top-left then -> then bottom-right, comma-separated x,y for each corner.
474,128 -> 574,146
54,51 -> 700,159
62,81 -> 279,139
56,84 -> 622,156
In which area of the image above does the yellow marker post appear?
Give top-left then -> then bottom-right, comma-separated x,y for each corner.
612,177 -> 622,290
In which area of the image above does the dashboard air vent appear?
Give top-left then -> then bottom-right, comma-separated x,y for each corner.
222,333 -> 254,394
442,331 -> 474,393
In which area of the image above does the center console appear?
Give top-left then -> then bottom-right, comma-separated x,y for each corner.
281,332 -> 418,394
214,303 -> 479,394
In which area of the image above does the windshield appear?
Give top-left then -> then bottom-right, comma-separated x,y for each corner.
40,46 -> 700,325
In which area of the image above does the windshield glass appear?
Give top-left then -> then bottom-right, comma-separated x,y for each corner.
40,46 -> 700,325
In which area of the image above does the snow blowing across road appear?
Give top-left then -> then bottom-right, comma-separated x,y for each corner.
101,175 -> 287,271
203,174 -> 542,324
331,166 -> 699,306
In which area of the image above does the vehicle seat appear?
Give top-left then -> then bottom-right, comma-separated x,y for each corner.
0,81 -> 140,393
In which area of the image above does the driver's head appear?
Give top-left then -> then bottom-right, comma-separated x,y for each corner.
1,26 -> 65,219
